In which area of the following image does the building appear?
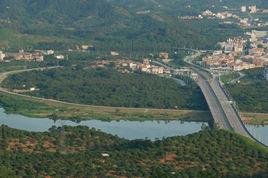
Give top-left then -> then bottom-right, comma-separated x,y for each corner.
129,62 -> 138,70
15,52 -> 33,61
0,51 -> 6,60
215,12 -> 232,19
241,6 -> 247,12
159,52 -> 169,60
33,52 -> 44,62
249,48 -> 265,56
219,37 -> 245,53
111,51 -> 119,56
151,66 -> 164,74
81,45 -> 90,50
202,10 -> 213,16
249,5 -> 257,13
55,55 -> 65,60
231,60 -> 255,71
240,18 -> 250,27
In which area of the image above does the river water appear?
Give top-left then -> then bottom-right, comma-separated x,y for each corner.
0,108 -> 205,140
246,125 -> 268,146
0,108 -> 267,144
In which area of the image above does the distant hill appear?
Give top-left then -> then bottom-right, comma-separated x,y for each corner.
0,0 -> 249,51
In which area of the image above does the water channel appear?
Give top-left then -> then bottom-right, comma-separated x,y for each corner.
0,107 -> 267,145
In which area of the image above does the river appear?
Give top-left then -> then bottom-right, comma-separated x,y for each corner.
0,107 -> 267,144
0,108 -> 205,140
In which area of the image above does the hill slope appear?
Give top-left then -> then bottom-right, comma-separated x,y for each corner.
0,0 -> 243,51
0,126 -> 267,177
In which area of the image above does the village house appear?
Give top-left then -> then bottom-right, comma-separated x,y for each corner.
81,45 -> 90,50
33,52 -> 44,62
159,52 -> 171,63
249,48 -> 265,56
203,53 -> 235,69
111,51 -> 119,56
55,55 -> 65,60
218,37 -> 245,54
46,50 -> 55,55
230,60 -> 255,71
241,6 -> 247,12
249,5 -> 257,13
0,51 -> 6,60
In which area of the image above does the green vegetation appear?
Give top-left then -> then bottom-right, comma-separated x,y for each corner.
242,113 -> 268,125
225,68 -> 268,113
2,67 -> 208,110
0,0 -> 245,51
0,92 -> 212,122
220,72 -> 240,84
0,126 -> 267,177
0,28 -> 74,51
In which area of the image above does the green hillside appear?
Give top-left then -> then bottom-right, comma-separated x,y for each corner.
0,0 -> 244,51
1,67 -> 208,110
0,126 -> 267,177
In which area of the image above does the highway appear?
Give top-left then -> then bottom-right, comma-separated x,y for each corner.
183,52 -> 252,137
0,61 -> 266,146
192,67 -> 250,137
154,53 -> 267,146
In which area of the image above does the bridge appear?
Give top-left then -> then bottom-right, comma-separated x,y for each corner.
154,53 -> 267,147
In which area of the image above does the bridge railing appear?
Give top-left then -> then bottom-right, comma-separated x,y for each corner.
217,78 -> 267,147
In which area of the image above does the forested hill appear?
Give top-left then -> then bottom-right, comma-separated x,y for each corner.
0,126 -> 267,177
0,0 -> 243,51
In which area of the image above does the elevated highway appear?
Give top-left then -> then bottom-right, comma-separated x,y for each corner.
185,54 -> 267,146
154,53 -> 267,146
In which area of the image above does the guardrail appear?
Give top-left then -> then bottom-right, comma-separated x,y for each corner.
217,78 -> 268,147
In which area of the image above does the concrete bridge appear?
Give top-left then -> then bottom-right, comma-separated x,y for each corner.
154,53 -> 267,147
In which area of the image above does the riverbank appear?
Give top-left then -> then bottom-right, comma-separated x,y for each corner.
242,113 -> 268,125
0,92 -> 212,122
1,89 -> 268,125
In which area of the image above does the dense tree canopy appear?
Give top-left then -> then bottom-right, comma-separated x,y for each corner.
226,68 -> 268,113
0,126 -> 267,177
0,0 -> 244,51
2,67 -> 208,110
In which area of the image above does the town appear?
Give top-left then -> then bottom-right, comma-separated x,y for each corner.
0,49 -> 65,62
202,30 -> 268,72
88,52 -> 198,80
179,4 -> 268,28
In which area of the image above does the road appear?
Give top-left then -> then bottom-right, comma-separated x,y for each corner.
0,62 -> 266,146
153,57 -> 232,130
184,52 -> 252,137
155,52 -> 267,146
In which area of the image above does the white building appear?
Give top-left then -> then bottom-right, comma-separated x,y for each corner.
111,51 -> 119,56
0,51 -> 6,60
241,6 -> 247,12
55,55 -> 65,60
46,50 -> 55,55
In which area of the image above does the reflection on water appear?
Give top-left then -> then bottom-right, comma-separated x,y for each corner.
246,124 -> 268,146
0,108 -> 206,140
